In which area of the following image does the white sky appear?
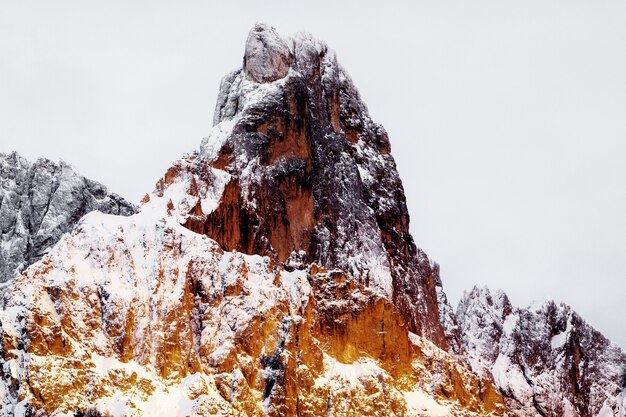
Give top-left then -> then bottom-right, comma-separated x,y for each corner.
1,0 -> 624,348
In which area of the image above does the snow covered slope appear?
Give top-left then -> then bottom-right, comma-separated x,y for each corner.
457,286 -> 626,417
0,167 -> 503,416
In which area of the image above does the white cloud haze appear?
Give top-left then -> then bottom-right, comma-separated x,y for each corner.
1,0 -> 625,347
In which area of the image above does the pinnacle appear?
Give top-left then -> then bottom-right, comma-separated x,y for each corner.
244,23 -> 293,83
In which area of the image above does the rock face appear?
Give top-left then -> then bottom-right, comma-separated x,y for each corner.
0,153 -> 134,292
0,208 -> 504,416
244,24 -> 293,83
433,263 -> 466,358
457,286 -> 626,417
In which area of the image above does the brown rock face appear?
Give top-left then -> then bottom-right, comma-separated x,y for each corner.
309,267 -> 412,375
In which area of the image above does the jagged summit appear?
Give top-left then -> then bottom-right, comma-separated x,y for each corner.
0,25 -> 623,417
243,23 -> 293,83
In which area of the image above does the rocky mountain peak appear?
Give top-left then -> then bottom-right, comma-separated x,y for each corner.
458,286 -> 513,322
162,25 -> 448,346
0,27 -> 505,410
1,24 -> 623,417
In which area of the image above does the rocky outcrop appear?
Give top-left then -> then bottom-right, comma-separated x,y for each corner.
244,23 -> 293,83
456,286 -> 513,378
0,153 -> 134,292
457,286 -> 626,417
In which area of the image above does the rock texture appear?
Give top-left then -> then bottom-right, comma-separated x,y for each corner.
433,263 -> 466,359
244,24 -> 293,83
457,286 -> 626,417
0,152 -> 134,295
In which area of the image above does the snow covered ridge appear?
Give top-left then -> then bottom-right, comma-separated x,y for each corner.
0,152 -> 134,296
456,286 -> 626,417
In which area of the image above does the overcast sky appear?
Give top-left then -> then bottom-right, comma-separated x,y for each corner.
1,0 -> 624,348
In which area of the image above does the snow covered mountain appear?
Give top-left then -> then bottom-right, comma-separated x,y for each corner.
0,24 -> 622,417
0,153 -> 134,304
0,24 -> 502,417
456,286 -> 626,417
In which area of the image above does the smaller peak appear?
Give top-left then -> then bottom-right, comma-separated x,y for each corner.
244,23 -> 293,83
465,285 -> 491,298
1,150 -> 27,162
527,297 -> 551,312
291,30 -> 329,54
1,152 -> 44,171
461,285 -> 512,312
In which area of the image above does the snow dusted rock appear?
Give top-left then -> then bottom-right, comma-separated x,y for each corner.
0,152 -> 134,294
456,286 -> 513,378
2,23 -> 620,417
618,382 -> 626,417
458,286 -> 626,417
244,23 -> 293,83
0,203 -> 504,416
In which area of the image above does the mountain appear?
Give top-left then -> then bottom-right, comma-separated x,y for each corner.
0,153 -> 134,304
457,286 -> 626,417
0,24 -> 622,417
0,24 -> 502,417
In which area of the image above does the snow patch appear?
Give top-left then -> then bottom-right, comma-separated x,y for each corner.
403,389 -> 451,417
551,318 -> 573,350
